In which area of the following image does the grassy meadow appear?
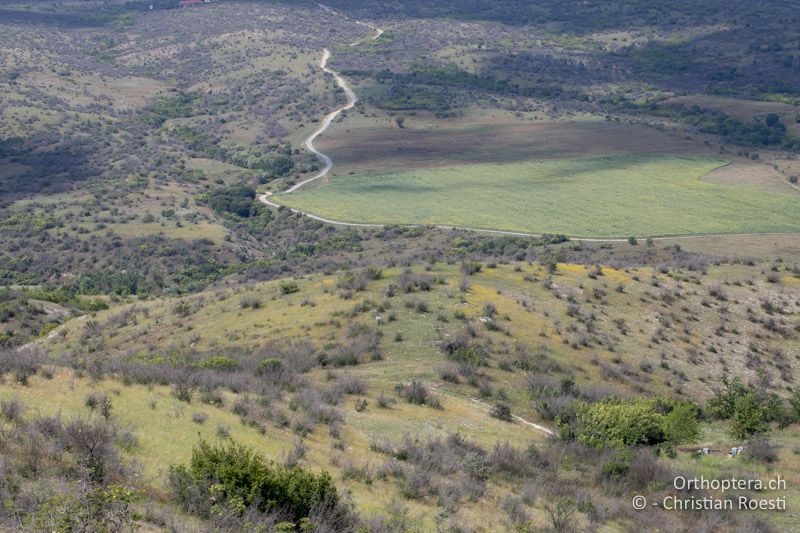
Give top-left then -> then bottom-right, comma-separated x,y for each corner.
275,153 -> 800,237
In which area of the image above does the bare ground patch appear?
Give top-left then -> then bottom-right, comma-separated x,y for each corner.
701,161 -> 797,193
318,116 -> 723,174
659,233 -> 800,259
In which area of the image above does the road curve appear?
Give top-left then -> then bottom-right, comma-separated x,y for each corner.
282,9 -> 382,194
285,49 -> 355,193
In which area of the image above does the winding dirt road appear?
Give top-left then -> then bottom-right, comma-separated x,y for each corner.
284,49 -> 355,193
282,10 -> 382,194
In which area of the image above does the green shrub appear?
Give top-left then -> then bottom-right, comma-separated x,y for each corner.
173,302 -> 191,317
199,185 -> 262,218
569,398 -> 663,448
562,397 -> 702,449
440,329 -> 488,366
460,260 -> 482,276
39,322 -> 58,338
26,484 -> 140,533
490,403 -> 513,422
144,91 -> 197,126
707,378 -> 778,438
78,299 -> 109,312
279,280 -> 299,295
85,392 -> 113,420
249,154 -> 294,177
732,393 -> 769,439
239,295 -> 262,309
599,454 -> 630,481
258,358 -> 285,374
169,441 -> 338,522
707,377 -> 749,419
461,451 -> 489,480
363,266 -> 383,280
788,390 -> 800,421
661,401 -> 700,444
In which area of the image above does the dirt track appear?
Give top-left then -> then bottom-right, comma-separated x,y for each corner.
282,10 -> 382,194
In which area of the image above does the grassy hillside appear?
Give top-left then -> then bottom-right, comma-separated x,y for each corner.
45,259 -> 800,402
2,256 -> 798,529
0,368 -> 539,528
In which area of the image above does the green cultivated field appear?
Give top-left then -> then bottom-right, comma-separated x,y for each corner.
276,154 -> 800,237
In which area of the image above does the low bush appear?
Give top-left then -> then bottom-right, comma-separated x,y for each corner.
707,378 -> 778,438
84,392 -> 113,420
745,438 -> 777,463
239,295 -> 262,309
279,280 -> 299,295
395,381 -> 441,409
460,261 -> 482,276
0,398 -> 25,422
440,329 -> 488,366
335,376 -> 367,395
169,440 -> 339,523
490,403 -> 513,422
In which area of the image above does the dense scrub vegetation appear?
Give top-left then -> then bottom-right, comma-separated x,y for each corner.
559,397 -> 700,449
2,0 -> 799,530
198,185 -> 264,219
169,441 -> 351,529
325,0 -> 800,96
0,394 -> 143,531
616,103 -> 799,151
3,249 -> 790,529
